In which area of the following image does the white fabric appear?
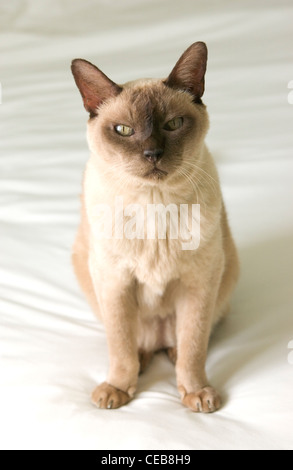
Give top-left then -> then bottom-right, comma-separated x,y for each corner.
1,0 -> 293,450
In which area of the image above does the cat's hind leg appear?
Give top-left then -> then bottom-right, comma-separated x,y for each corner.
139,350 -> 154,374
72,199 -> 101,318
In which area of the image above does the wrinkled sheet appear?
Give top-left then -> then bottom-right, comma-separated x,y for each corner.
1,0 -> 293,450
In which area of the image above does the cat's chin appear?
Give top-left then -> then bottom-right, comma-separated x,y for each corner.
142,168 -> 169,182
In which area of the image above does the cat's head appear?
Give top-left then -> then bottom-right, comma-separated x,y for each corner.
71,42 -> 209,186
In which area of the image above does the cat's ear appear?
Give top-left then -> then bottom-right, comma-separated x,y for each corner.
164,42 -> 208,103
71,59 -> 122,115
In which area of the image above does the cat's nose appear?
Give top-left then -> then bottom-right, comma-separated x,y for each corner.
143,149 -> 164,164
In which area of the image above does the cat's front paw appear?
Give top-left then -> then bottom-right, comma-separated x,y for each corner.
179,386 -> 221,413
91,382 -> 132,409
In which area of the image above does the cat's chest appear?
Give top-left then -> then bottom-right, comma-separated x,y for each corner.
131,236 -> 182,291
129,237 -> 184,315
86,176 -> 200,291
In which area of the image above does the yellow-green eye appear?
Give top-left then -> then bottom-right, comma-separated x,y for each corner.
114,124 -> 134,137
164,117 -> 184,131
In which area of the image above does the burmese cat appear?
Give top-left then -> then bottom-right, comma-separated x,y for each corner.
71,42 -> 239,413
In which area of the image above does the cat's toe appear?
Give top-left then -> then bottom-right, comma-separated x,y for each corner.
180,386 -> 221,413
91,382 -> 132,409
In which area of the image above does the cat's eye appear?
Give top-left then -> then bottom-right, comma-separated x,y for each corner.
114,124 -> 134,137
164,117 -> 184,131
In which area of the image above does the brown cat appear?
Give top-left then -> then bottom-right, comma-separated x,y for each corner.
71,42 -> 239,413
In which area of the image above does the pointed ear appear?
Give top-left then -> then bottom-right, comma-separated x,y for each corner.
164,42 -> 208,103
71,59 -> 122,115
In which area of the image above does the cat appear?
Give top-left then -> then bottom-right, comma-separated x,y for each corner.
71,42 -> 239,413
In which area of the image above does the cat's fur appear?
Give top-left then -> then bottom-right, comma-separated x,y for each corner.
71,42 -> 239,412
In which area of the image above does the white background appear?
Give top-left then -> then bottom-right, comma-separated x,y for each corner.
0,0 -> 293,450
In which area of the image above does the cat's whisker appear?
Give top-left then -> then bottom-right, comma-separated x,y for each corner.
169,160 -> 201,190
178,165 -> 217,201
182,160 -> 218,198
175,167 -> 201,206
177,165 -> 208,212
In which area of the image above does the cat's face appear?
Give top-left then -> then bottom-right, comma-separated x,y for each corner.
72,42 -> 209,186
87,80 -> 209,184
